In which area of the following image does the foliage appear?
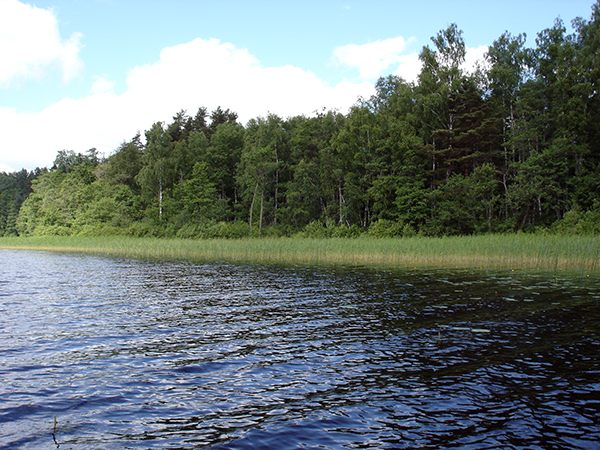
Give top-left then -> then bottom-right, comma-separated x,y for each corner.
0,169 -> 38,236
4,2 -> 600,238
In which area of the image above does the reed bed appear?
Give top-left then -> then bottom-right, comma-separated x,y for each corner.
1,234 -> 599,274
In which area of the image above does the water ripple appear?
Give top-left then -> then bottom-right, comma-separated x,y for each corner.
1,249 -> 599,449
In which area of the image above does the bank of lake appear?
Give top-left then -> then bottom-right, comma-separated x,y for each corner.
1,234 -> 599,275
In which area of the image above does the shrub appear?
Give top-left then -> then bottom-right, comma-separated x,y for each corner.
552,206 -> 600,235
34,225 -> 72,236
331,224 -> 362,238
176,220 -> 250,239
300,221 -> 330,238
368,219 -> 403,238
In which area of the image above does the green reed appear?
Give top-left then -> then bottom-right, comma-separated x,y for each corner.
1,234 -> 599,273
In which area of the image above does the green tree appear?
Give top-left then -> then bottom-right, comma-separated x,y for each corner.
427,163 -> 500,235
242,114 -> 287,227
103,134 -> 143,193
283,112 -> 344,227
16,153 -> 100,235
330,105 -> 386,227
238,144 -> 277,235
366,76 -> 428,225
135,122 -> 174,219
204,122 -> 245,218
0,169 -> 37,236
415,24 -> 471,183
172,140 -> 192,183
486,32 -> 530,162
173,162 -> 217,221
208,106 -> 238,139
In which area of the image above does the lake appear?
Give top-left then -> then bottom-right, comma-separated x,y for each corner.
1,249 -> 599,449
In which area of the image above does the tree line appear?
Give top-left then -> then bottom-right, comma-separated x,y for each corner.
3,3 -> 600,238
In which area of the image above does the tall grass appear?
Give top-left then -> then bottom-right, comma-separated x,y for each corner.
1,234 -> 599,274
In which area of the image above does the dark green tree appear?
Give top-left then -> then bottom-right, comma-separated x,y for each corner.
103,134 -> 144,192
0,170 -> 37,236
205,122 -> 245,218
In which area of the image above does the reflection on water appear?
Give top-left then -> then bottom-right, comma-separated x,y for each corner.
1,249 -> 599,449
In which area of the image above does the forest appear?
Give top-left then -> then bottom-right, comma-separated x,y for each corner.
2,3 -> 600,239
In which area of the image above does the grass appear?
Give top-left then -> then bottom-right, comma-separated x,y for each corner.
1,234 -> 599,274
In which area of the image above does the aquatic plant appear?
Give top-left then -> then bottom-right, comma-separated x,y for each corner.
1,234 -> 599,274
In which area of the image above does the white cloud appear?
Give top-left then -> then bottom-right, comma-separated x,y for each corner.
0,162 -> 14,173
333,37 -> 418,80
334,36 -> 490,84
0,34 -> 493,172
0,37 -> 374,171
463,45 -> 489,74
90,76 -> 115,95
120,38 -> 373,125
0,0 -> 83,87
392,53 -> 422,83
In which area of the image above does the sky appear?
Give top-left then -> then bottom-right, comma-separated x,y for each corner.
0,0 -> 596,172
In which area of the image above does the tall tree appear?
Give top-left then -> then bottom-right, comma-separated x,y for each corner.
242,114 -> 287,225
205,122 -> 245,211
415,24 -> 470,181
238,145 -> 277,235
285,111 -> 344,228
104,134 -> 144,192
0,170 -> 36,236
173,162 -> 216,221
208,106 -> 238,139
136,122 -> 174,219
167,109 -> 190,143
486,32 -> 530,163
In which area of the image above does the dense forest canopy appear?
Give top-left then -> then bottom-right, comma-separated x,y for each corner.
3,4 -> 600,238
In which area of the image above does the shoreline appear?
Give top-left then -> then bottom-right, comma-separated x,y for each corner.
1,234 -> 599,274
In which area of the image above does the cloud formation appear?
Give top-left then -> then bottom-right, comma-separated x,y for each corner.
0,0 -> 83,87
90,76 -> 115,95
463,45 -> 489,74
0,0 -> 488,173
334,37 -> 488,83
333,37 -> 418,80
0,37 -> 374,171
122,38 -> 373,124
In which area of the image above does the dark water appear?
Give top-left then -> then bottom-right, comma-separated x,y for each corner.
1,250 -> 600,449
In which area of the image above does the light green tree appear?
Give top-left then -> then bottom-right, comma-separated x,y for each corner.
135,122 -> 174,219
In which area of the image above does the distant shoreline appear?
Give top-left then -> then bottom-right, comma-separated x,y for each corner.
1,234 -> 598,275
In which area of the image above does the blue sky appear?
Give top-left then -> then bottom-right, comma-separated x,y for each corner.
0,0 -> 596,172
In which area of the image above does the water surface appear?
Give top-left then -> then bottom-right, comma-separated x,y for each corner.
1,249 -> 599,449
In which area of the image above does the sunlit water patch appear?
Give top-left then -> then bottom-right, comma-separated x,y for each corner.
1,250 -> 599,449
